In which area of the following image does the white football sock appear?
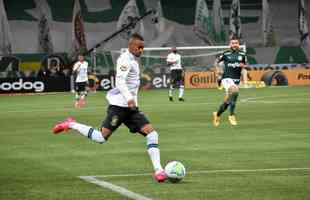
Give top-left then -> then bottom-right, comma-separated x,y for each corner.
169,85 -> 174,97
69,122 -> 105,143
81,91 -> 87,99
179,85 -> 184,98
146,131 -> 163,172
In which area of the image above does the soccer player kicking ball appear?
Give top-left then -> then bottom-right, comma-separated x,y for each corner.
52,33 -> 167,183
213,37 -> 247,126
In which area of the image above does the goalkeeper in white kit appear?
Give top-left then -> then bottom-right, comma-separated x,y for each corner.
166,47 -> 185,102
72,54 -> 88,108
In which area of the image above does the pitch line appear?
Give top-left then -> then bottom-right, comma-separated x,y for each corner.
79,176 -> 152,200
88,167 -> 310,178
79,167 -> 310,199
240,93 -> 310,103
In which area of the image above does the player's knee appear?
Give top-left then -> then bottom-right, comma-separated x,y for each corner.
229,86 -> 239,94
101,127 -> 112,140
223,95 -> 229,103
234,87 -> 239,93
140,124 -> 154,135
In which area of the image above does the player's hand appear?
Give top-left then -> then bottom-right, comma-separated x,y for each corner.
127,99 -> 136,109
240,63 -> 246,68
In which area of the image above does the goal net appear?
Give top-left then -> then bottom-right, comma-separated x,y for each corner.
121,45 -> 246,72
86,45 -> 251,90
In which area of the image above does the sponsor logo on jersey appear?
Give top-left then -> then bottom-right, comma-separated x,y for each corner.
120,65 -> 128,71
238,56 -> 243,61
111,115 -> 119,126
227,62 -> 240,68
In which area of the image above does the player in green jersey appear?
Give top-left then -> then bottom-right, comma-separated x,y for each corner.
213,37 -> 247,126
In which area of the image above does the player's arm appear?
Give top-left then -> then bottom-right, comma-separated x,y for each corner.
73,62 -> 80,72
240,53 -> 248,68
213,55 -> 224,75
240,54 -> 248,85
240,61 -> 247,68
115,58 -> 135,107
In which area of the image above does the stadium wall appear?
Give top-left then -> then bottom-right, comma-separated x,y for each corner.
185,68 -> 310,89
1,68 -> 310,93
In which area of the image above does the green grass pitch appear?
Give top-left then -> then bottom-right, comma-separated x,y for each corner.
0,86 -> 310,200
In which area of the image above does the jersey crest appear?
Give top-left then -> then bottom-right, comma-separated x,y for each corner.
120,65 -> 128,71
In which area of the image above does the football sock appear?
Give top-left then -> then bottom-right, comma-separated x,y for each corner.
217,102 -> 229,117
75,93 -> 80,100
179,85 -> 184,98
69,122 -> 105,143
146,131 -> 163,172
81,91 -> 87,99
229,92 -> 239,115
169,85 -> 174,97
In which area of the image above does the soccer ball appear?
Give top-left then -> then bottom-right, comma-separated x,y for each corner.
164,161 -> 186,183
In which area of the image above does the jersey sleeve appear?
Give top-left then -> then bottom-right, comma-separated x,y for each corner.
216,54 -> 225,63
239,51 -> 247,64
115,56 -> 133,102
242,54 -> 247,64
177,54 -> 182,66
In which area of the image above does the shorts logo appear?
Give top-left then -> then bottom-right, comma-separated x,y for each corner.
120,65 -> 128,71
111,115 -> 119,126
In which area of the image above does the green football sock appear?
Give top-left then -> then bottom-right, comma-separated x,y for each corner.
229,92 -> 239,115
217,102 -> 229,116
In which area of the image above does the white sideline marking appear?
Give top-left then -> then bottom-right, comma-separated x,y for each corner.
240,93 -> 310,103
79,176 -> 152,200
79,167 -> 310,199
88,167 -> 310,178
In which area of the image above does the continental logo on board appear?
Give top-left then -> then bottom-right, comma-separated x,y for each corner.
185,72 -> 218,88
283,69 -> 310,85
297,73 -> 310,80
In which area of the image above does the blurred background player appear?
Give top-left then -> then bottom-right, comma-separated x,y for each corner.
73,54 -> 88,108
166,47 -> 185,101
53,33 -> 167,183
213,37 -> 247,126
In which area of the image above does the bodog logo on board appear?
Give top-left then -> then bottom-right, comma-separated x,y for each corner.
0,78 -> 45,92
185,71 -> 218,88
